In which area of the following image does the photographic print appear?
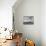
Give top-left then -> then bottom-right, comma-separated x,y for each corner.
23,16 -> 34,25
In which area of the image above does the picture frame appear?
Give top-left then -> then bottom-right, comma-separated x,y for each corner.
23,16 -> 34,25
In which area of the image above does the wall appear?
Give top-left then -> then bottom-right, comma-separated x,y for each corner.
13,0 -> 41,46
0,0 -> 16,30
41,0 -> 46,46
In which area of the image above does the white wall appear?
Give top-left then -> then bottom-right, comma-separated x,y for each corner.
41,0 -> 46,46
13,0 -> 41,46
0,0 -> 16,30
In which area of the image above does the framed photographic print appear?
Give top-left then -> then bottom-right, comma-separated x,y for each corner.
23,16 -> 34,25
